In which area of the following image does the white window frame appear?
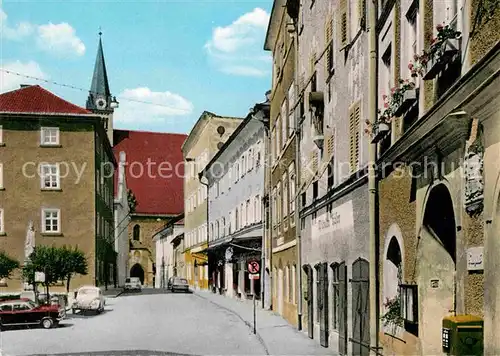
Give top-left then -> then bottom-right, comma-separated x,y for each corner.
288,84 -> 295,137
283,172 -> 289,218
248,148 -> 253,171
40,164 -> 60,190
0,208 -> 4,233
289,162 -> 296,215
281,99 -> 287,148
42,208 -> 61,233
40,127 -> 60,146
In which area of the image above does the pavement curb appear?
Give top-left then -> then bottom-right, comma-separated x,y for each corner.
194,291 -> 270,355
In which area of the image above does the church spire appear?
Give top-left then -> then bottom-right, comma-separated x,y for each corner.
86,30 -> 113,112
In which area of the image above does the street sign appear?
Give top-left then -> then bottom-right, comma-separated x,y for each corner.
247,259 -> 260,274
249,274 -> 260,280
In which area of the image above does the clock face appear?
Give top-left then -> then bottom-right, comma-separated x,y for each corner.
96,97 -> 107,109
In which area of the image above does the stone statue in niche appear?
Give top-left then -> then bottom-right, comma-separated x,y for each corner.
464,141 -> 484,216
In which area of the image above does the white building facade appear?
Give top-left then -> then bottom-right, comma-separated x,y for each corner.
153,214 -> 184,288
201,102 -> 269,299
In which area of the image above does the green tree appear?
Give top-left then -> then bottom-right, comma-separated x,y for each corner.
59,246 -> 88,293
0,251 -> 20,280
23,245 -> 65,298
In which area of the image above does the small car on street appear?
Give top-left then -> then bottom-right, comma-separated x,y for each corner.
72,286 -> 105,314
0,298 -> 64,329
124,277 -> 142,292
167,277 -> 190,293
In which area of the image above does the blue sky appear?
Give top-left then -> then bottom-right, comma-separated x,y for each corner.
0,0 -> 272,134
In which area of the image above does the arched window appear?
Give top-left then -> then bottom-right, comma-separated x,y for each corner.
133,224 -> 140,241
235,208 -> 239,230
210,223 -> 214,241
222,217 -> 226,237
215,220 -> 220,239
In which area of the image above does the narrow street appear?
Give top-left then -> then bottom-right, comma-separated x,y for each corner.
0,290 -> 266,356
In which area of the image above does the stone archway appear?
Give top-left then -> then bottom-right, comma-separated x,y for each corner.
130,263 -> 145,285
417,183 -> 456,355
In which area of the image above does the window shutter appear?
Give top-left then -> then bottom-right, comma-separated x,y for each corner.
349,102 -> 361,173
325,16 -> 333,75
327,133 -> 335,159
312,151 -> 319,173
338,0 -> 349,47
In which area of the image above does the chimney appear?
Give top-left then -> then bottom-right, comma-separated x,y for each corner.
20,84 -> 32,88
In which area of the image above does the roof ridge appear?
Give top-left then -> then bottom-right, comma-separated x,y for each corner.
114,129 -> 188,136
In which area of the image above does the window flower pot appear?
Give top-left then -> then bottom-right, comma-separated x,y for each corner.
423,38 -> 460,80
393,89 -> 418,117
371,122 -> 391,143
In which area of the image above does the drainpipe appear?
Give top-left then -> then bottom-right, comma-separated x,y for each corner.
198,172 -> 209,291
292,22 -> 303,331
368,0 -> 380,355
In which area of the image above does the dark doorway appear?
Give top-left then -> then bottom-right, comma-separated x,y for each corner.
303,265 -> 314,339
130,263 -> 145,285
351,258 -> 370,356
338,262 -> 348,355
317,262 -> 329,348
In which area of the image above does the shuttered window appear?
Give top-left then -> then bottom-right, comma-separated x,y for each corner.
338,0 -> 349,47
325,15 -> 334,76
349,102 -> 361,173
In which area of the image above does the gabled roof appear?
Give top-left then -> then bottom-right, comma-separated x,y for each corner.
0,85 -> 91,114
113,129 -> 187,216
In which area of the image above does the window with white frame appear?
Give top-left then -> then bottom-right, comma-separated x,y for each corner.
272,188 -> 277,226
246,199 -> 251,225
381,44 -> 392,105
215,220 -> 220,239
241,202 -> 245,227
40,164 -> 60,189
289,163 -> 296,214
283,172 -> 288,218
241,155 -> 246,177
277,181 -> 282,223
288,84 -> 295,137
0,125 -> 3,144
42,209 -> 60,233
40,127 -> 60,146
276,117 -> 281,156
0,208 -> 4,233
248,148 -> 253,171
229,211 -> 233,234
281,99 -> 287,148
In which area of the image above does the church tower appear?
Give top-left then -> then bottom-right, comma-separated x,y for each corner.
86,31 -> 118,145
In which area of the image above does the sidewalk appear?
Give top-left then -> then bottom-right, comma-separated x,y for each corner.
195,290 -> 333,356
100,286 -> 124,298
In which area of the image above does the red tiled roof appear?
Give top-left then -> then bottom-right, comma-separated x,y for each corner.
113,129 -> 187,216
0,85 -> 91,114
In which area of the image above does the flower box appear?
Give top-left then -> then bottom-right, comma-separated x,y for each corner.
423,38 -> 460,80
371,122 -> 391,144
393,89 -> 418,117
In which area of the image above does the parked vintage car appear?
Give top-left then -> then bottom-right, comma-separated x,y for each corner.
124,277 -> 142,292
0,298 -> 64,329
72,286 -> 105,314
167,277 -> 189,293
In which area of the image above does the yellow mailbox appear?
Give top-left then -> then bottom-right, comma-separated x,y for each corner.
442,315 -> 483,356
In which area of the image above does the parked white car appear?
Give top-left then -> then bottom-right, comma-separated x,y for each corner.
72,286 -> 105,314
124,277 -> 142,291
